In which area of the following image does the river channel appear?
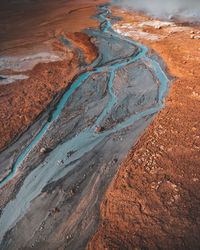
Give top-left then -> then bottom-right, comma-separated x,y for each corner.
0,5 -> 170,249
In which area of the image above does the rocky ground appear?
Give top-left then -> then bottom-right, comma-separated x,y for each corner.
0,1 -> 200,249
0,2 -> 171,249
0,0 -> 104,150
87,6 -> 200,250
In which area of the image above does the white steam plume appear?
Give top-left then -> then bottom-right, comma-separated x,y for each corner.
112,0 -> 200,22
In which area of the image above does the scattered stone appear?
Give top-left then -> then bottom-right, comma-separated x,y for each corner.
40,147 -> 52,154
155,25 -> 161,29
67,151 -> 72,158
66,234 -> 72,240
67,151 -> 75,158
87,66 -> 92,71
40,147 -> 46,154
57,160 -> 64,165
112,158 -> 118,164
160,145 -> 164,150
69,188 -> 75,195
190,34 -> 195,39
190,30 -> 195,34
52,207 -> 60,213
192,91 -> 199,97
90,38 -> 96,43
96,126 -> 104,133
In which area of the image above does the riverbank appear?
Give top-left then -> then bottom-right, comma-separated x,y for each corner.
0,1 -> 199,249
0,4 -> 171,249
0,0 -> 106,151
87,6 -> 200,249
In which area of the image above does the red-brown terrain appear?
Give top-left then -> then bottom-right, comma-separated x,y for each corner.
0,1 -> 200,249
0,0 -> 105,150
88,7 -> 200,249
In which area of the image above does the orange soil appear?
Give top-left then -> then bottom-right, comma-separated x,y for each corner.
88,8 -> 200,249
66,32 -> 98,65
0,0 -> 104,53
0,0 -> 107,150
0,50 -> 77,150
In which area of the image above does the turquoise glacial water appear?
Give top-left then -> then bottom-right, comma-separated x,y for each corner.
0,7 -> 168,187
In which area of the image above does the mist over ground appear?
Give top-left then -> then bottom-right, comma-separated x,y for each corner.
112,0 -> 200,22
